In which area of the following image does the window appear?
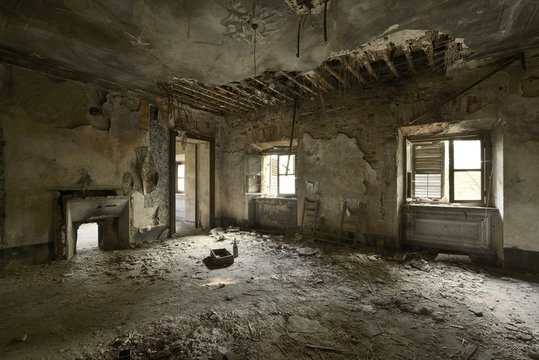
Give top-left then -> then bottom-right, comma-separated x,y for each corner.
177,162 -> 185,193
244,153 -> 296,196
407,136 -> 486,204
278,154 -> 296,195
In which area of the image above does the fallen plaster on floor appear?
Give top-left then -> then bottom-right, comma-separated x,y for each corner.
0,232 -> 537,359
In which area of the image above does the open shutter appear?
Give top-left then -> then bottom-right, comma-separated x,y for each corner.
413,142 -> 444,199
270,155 -> 278,195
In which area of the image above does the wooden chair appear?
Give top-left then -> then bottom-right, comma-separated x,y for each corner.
300,198 -> 320,239
339,200 -> 361,245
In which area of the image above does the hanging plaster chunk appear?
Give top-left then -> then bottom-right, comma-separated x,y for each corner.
284,0 -> 330,15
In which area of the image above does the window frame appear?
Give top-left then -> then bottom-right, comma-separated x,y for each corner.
176,162 -> 185,194
405,133 -> 488,206
448,136 -> 485,204
248,151 -> 297,198
277,154 -> 296,197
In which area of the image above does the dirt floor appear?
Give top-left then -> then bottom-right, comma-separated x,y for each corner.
0,230 -> 538,360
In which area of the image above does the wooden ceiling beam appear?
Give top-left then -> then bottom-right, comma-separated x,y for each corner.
321,63 -> 347,87
339,55 -> 366,85
170,82 -> 249,112
313,68 -> 336,92
357,55 -> 379,80
191,82 -> 258,111
424,43 -> 436,70
280,71 -> 317,95
216,85 -> 266,108
250,78 -> 293,101
300,72 -> 325,93
383,51 -> 400,78
403,47 -> 416,74
171,92 -> 227,114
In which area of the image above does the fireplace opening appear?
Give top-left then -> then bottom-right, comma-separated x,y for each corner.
76,222 -> 99,252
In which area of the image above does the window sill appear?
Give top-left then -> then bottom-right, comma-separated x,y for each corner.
403,202 -> 497,211
255,195 -> 297,200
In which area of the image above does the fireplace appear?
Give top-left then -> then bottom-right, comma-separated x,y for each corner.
55,190 -> 130,260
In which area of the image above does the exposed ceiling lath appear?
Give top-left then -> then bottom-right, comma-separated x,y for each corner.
158,31 -> 465,115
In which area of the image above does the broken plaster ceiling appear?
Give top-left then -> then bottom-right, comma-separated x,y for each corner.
159,30 -> 465,114
0,0 -> 539,94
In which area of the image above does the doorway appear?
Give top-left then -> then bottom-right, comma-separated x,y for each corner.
76,222 -> 99,252
170,132 -> 215,235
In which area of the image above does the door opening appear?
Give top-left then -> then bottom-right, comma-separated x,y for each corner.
170,132 -> 215,235
76,222 -> 99,252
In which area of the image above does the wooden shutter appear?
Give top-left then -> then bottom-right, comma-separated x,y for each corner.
270,155 -> 278,195
413,142 -> 444,199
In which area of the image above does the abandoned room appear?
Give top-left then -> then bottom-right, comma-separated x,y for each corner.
0,1 -> 538,359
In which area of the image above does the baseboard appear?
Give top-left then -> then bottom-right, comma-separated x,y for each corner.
504,247 -> 539,273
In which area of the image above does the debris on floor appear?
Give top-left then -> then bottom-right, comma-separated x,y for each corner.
0,232 -> 537,359
435,253 -> 472,264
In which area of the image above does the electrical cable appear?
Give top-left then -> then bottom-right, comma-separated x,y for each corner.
296,15 -> 306,58
253,27 -> 257,77
323,0 -> 328,42
285,96 -> 298,175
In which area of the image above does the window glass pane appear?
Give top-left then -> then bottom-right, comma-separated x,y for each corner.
453,140 -> 481,169
278,155 -> 295,175
454,171 -> 481,201
177,164 -> 185,177
177,179 -> 185,193
279,175 -> 295,194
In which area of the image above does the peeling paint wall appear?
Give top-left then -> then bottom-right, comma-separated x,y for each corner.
297,133 -> 376,238
217,59 -> 539,267
0,65 -> 170,264
500,63 -> 539,253
218,86 -> 420,244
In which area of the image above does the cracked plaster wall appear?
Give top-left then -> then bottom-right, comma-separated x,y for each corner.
218,61 -> 539,256
0,65 -> 169,257
498,61 -> 539,254
218,86 -> 422,243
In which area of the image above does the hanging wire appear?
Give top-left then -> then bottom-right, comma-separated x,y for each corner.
253,25 -> 257,77
285,96 -> 298,176
296,15 -> 307,58
323,0 -> 328,42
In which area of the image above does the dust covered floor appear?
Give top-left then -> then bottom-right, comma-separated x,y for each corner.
0,231 -> 538,360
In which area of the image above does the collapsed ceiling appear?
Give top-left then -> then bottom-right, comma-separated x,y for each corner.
1,0 -> 538,95
159,30 -> 465,114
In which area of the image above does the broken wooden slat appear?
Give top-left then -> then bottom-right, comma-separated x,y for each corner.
403,47 -> 416,74
174,93 -> 230,114
189,81 -> 258,111
251,77 -> 293,101
313,68 -> 336,92
383,51 -> 400,78
212,86 -> 261,110
300,72 -> 326,93
321,62 -> 347,87
461,344 -> 478,360
340,55 -> 366,85
277,81 -> 304,98
170,81 -> 248,112
217,85 -> 267,108
170,82 -> 248,112
305,344 -> 344,353
236,83 -> 278,105
280,71 -> 317,95
424,43 -> 436,70
168,91 -> 226,114
358,55 -> 379,80
242,79 -> 287,103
